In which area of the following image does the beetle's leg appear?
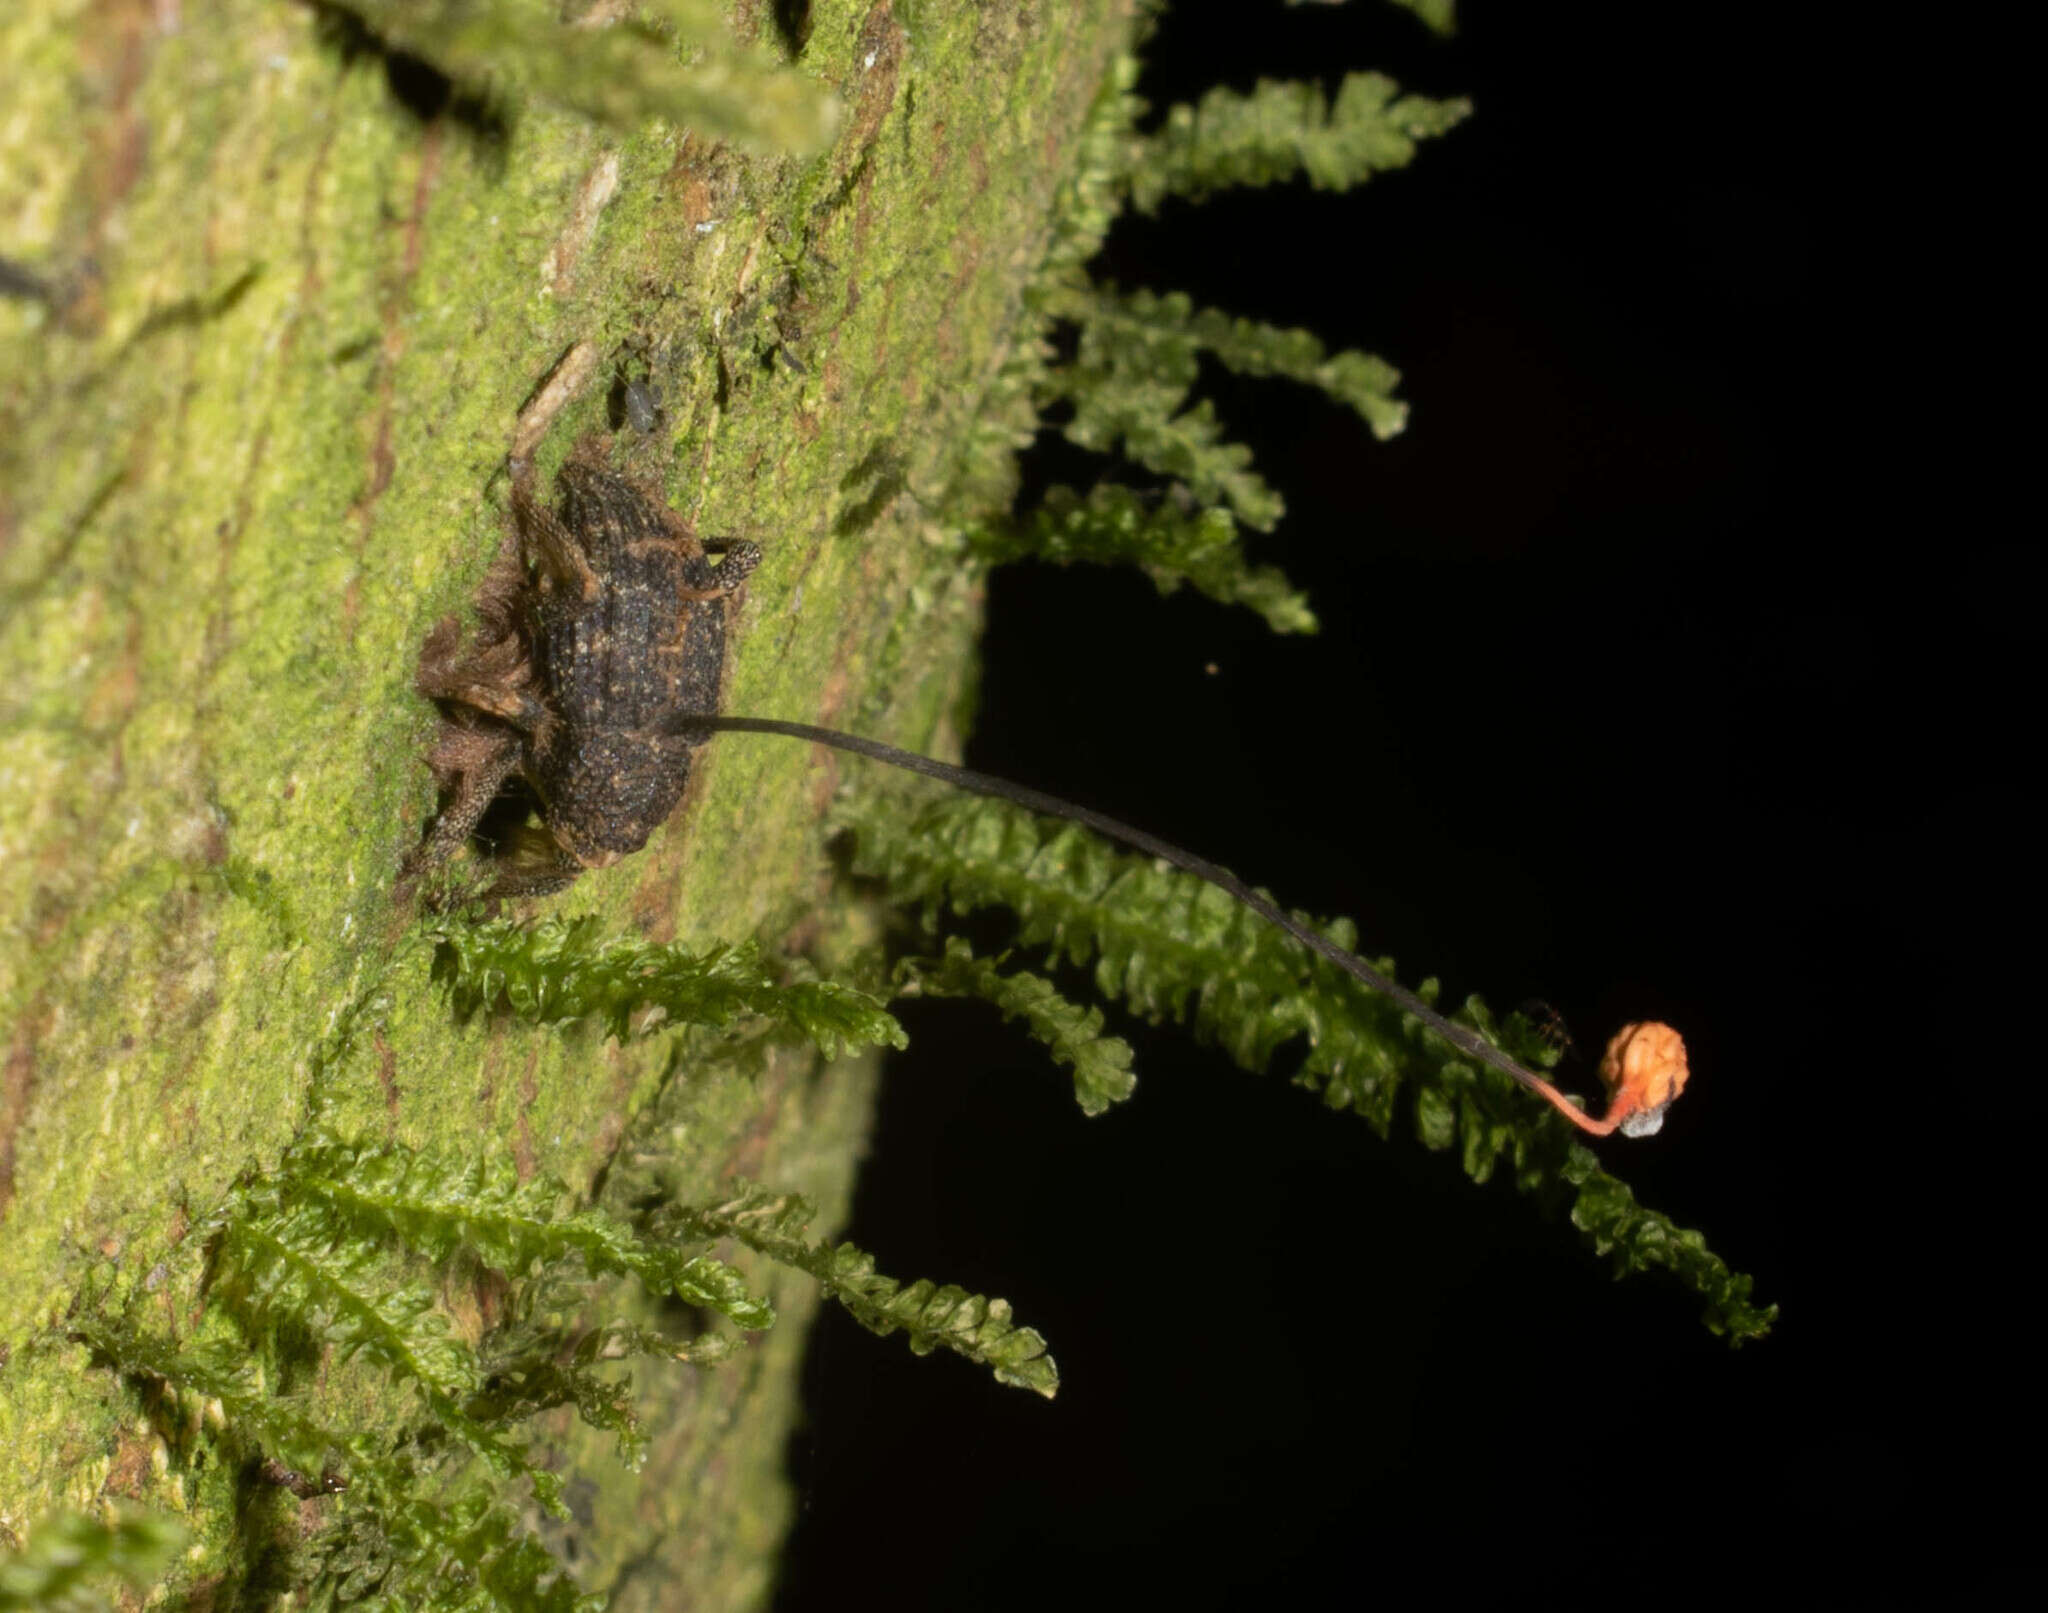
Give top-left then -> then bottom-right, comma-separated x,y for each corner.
396,725 -> 521,901
415,662 -> 547,730
511,464 -> 600,598
415,612 -> 548,730
701,537 -> 763,586
677,536 -> 762,599
649,495 -> 760,597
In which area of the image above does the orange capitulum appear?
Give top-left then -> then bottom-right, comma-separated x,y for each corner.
1513,1018 -> 1690,1137
1595,1021 -> 1690,1137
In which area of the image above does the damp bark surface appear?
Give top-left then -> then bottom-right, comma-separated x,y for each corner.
0,0 -> 1135,1600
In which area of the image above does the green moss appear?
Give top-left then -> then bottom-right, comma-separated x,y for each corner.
0,0 -> 1141,1595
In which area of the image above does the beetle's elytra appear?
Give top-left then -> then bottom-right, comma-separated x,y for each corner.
403,449 -> 758,900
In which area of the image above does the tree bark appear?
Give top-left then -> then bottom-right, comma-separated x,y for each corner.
0,1 -> 1134,1601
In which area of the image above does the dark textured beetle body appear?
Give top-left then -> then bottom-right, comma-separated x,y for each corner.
528,463 -> 744,865
403,450 -> 758,899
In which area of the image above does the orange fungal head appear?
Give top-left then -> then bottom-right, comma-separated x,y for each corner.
1598,1021 -> 1690,1137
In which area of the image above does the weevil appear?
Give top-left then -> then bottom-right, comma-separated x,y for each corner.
404,451 -> 1685,1138
402,445 -> 759,901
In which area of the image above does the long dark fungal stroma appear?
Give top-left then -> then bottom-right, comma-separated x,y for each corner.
407,454 -> 1687,1139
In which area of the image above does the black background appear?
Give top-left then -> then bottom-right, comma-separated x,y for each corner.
779,1 -> 1964,1602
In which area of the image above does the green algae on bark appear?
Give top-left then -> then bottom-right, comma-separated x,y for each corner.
0,0 -> 1138,1600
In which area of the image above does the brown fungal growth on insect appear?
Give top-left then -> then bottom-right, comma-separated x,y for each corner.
399,445 -> 760,903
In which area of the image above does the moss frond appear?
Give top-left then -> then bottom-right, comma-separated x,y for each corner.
465,1298 -> 690,1475
1127,71 -> 1471,213
71,1122 -> 806,1580
965,56 -> 1439,622
895,937 -> 1137,1116
211,1201 -> 566,1511
428,917 -> 906,1059
1004,280 -> 1411,615
839,784 -> 1775,1341
308,1481 -> 601,1613
325,0 -> 837,152
1050,284 -> 1408,443
0,1508 -> 187,1613
72,1114 -> 819,1598
1288,0 -> 1456,32
215,1206 -> 481,1403
68,1323 -> 364,1484
1055,378 -> 1282,531
258,1132 -> 779,1478
666,1186 -> 1060,1396
968,484 -> 1315,633
1040,51 -> 1148,292
282,1135 -> 774,1330
1382,0 -> 1458,35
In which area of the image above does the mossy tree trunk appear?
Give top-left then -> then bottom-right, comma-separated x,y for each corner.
0,1 -> 1134,1602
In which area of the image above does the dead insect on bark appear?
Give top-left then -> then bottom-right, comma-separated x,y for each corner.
401,446 -> 759,902
405,454 -> 1683,1139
